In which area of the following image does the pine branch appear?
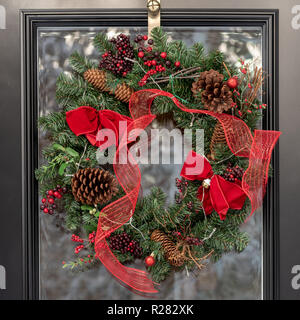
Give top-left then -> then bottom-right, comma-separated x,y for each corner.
93,33 -> 114,54
69,51 -> 97,75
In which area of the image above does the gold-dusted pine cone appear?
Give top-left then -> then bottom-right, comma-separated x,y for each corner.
84,68 -> 134,103
209,118 -> 232,160
84,68 -> 110,92
71,168 -> 118,206
150,229 -> 185,267
113,82 -> 135,103
192,69 -> 234,113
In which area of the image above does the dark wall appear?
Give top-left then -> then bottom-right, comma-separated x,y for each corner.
0,0 -> 299,300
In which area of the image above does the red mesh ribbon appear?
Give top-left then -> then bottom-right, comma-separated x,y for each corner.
94,89 -> 281,294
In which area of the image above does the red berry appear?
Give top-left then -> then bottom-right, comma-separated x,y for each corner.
145,255 -> 156,267
174,61 -> 181,68
42,198 -> 46,203
54,191 -> 60,198
138,51 -> 144,58
143,35 -> 148,40
160,52 -> 167,59
43,208 -> 49,214
48,190 -> 54,196
227,77 -> 238,89
48,198 -> 54,204
151,60 -> 157,66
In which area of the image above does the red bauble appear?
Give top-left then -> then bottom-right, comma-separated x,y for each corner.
143,35 -> 148,41
138,51 -> 145,58
227,77 -> 238,89
174,61 -> 181,68
54,191 -> 60,198
145,255 -> 156,267
160,52 -> 167,59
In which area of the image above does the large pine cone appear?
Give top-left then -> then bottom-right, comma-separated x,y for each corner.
192,69 -> 234,113
84,68 -> 134,103
151,229 -> 185,267
71,168 -> 118,205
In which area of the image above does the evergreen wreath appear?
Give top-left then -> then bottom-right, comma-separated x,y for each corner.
36,28 -> 278,292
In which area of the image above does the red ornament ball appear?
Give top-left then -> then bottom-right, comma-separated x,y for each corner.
138,51 -> 145,58
145,255 -> 156,267
227,77 -> 238,89
143,35 -> 148,41
174,61 -> 181,68
160,52 -> 167,59
54,191 -> 60,198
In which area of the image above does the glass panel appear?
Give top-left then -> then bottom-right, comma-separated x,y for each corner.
38,26 -> 263,300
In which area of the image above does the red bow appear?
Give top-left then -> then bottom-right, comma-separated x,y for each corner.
66,106 -> 133,149
181,151 -> 247,220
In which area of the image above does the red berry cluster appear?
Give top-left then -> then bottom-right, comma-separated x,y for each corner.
185,237 -> 203,246
71,234 -> 84,243
135,35 -> 181,86
172,231 -> 203,246
99,34 -> 134,77
71,231 -> 96,254
138,65 -> 166,86
88,231 -> 96,244
109,232 -> 143,258
74,244 -> 84,254
175,178 -> 188,192
222,163 -> 244,182
175,178 -> 188,204
187,201 -> 193,211
40,185 -> 67,215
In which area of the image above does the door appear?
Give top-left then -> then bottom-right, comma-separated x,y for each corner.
0,0 -> 299,300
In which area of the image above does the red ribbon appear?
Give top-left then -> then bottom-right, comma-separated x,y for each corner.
67,89 -> 280,294
66,106 -> 133,149
181,150 -> 247,220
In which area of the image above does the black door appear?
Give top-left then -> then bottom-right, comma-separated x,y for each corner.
0,0 -> 299,300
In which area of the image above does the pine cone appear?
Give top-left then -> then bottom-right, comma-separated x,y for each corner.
192,69 -> 234,113
71,168 -> 118,205
84,68 -> 110,92
150,230 -> 185,267
84,68 -> 134,103
209,118 -> 232,160
114,82 -> 134,103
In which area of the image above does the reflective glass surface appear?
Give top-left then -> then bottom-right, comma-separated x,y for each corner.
38,26 -> 263,300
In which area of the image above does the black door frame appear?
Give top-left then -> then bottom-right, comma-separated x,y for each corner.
20,8 -> 279,300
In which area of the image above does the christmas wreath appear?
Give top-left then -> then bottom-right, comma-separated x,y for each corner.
36,28 -> 280,294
